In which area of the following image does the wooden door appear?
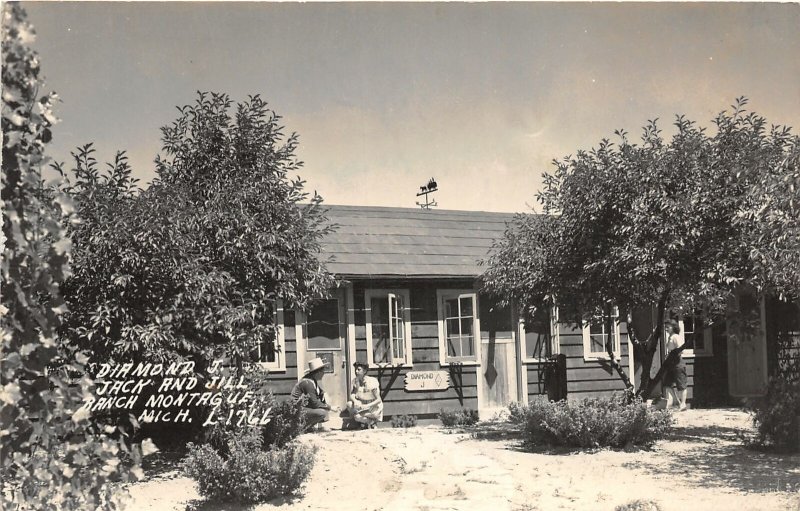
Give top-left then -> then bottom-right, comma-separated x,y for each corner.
479,298 -> 518,415
299,297 -> 349,410
727,288 -> 768,397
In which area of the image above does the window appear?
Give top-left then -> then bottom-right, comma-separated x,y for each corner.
522,305 -> 560,362
677,312 -> 713,357
305,299 -> 342,351
255,302 -> 291,372
365,289 -> 412,366
437,290 -> 479,364
582,308 -> 621,359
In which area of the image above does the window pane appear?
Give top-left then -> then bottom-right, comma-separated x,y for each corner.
460,296 -> 473,317
447,334 -> 460,357
371,297 -> 390,363
525,307 -> 551,359
462,335 -> 474,357
445,298 -> 458,319
259,334 -> 277,363
447,318 -> 460,338
590,334 -> 606,353
307,299 -> 341,350
460,317 -> 473,338
390,295 -> 405,360
393,317 -> 405,360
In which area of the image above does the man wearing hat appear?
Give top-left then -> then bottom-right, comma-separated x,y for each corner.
291,357 -> 339,431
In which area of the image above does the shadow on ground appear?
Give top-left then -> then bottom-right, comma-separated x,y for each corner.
626,422 -> 800,494
184,493 -> 305,511
142,450 -> 187,478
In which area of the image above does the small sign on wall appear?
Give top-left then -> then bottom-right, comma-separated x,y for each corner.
404,370 -> 450,391
316,352 -> 335,373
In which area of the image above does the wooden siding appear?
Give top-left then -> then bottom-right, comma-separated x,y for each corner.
353,281 -> 480,417
525,363 -> 548,397
558,323 -> 632,400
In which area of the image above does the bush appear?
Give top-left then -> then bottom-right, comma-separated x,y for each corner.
748,376 -> 800,452
509,394 -> 672,448
183,428 -> 316,504
262,397 -> 307,448
438,408 -> 480,427
615,499 -> 663,511
391,414 -> 418,428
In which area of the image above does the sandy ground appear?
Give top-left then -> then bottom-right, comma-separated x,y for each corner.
123,408 -> 800,511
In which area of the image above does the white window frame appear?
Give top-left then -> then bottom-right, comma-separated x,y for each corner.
676,313 -> 713,357
437,290 -> 480,366
582,307 -> 621,360
521,305 -> 560,364
364,289 -> 413,368
256,300 -> 287,372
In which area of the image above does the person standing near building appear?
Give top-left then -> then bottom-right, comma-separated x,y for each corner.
664,320 -> 688,411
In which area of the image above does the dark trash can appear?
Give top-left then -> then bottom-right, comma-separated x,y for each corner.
544,353 -> 568,402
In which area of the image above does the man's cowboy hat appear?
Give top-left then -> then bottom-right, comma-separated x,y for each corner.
304,357 -> 327,377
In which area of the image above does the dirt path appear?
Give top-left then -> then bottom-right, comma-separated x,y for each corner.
124,408 -> 800,511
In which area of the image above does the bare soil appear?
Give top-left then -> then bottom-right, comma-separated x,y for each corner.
122,408 -> 800,511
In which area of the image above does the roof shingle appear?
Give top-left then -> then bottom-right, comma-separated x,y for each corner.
321,205 -> 517,278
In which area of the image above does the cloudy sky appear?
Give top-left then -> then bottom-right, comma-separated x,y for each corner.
24,2 -> 800,212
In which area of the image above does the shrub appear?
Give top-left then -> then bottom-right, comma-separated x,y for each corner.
201,368 -> 283,455
438,408 -> 480,427
615,499 -> 663,511
183,428 -> 316,504
509,394 -> 672,448
391,414 -> 418,428
262,397 -> 307,448
748,375 -> 800,452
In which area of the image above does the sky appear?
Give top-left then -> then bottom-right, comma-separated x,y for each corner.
23,1 -> 800,213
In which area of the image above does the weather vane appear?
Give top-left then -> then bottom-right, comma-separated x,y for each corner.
415,177 -> 438,209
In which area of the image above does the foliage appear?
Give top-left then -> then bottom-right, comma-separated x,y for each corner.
197,366 -> 304,454
483,98 -> 800,395
183,428 -> 316,504
508,395 -> 672,449
731,122 -> 800,299
1,4 -> 139,509
438,408 -> 479,427
261,395 -> 306,449
390,414 -> 417,428
747,375 -> 800,452
614,499 -> 663,511
56,91 -> 335,369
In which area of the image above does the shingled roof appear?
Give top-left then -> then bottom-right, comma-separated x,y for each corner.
321,205 -> 517,278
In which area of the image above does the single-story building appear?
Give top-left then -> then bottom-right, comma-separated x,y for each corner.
259,205 -> 798,419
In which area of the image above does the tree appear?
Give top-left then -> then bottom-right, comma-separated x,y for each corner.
1,4 -> 138,509
58,92 -> 335,370
483,98 -> 799,397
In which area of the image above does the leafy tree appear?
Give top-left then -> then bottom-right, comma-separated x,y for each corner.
483,98 -> 799,397
1,4 -> 139,509
735,124 -> 800,298
58,92 -> 335,370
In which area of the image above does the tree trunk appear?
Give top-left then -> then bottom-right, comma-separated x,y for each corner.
636,344 -> 656,399
605,305 -> 634,390
645,346 -> 685,398
634,290 -> 671,398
